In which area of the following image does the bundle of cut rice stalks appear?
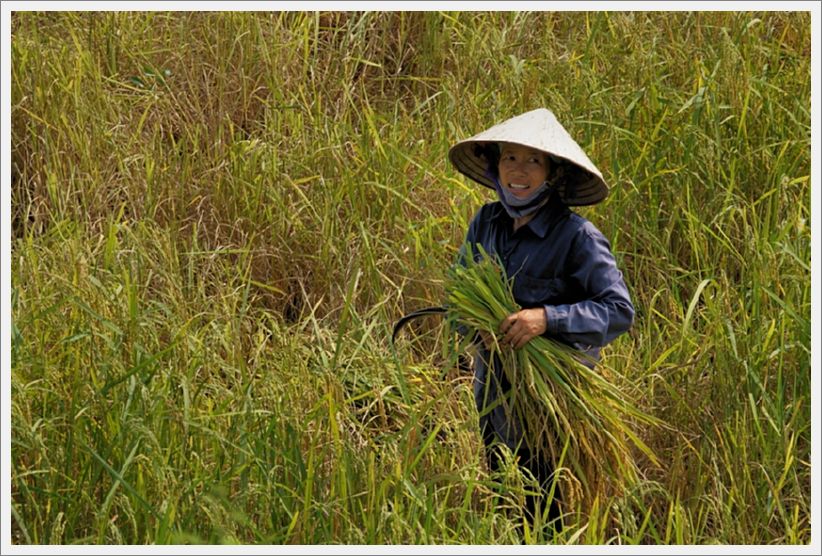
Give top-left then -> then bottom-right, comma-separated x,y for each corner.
446,244 -> 659,511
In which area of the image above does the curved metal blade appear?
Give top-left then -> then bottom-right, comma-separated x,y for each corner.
391,306 -> 447,345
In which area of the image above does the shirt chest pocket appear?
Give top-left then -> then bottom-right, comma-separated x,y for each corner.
512,273 -> 567,307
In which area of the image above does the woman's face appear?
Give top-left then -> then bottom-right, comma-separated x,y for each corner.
497,143 -> 550,200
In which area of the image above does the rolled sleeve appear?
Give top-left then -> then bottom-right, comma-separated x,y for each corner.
543,226 -> 634,347
544,304 -> 560,335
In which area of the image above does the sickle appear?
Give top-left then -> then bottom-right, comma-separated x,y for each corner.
391,306 -> 447,345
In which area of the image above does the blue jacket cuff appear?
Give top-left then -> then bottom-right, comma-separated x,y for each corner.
544,304 -> 558,335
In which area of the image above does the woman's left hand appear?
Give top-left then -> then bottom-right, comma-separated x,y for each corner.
499,308 -> 547,350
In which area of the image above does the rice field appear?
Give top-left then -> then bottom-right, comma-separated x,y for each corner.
8,10 -> 813,546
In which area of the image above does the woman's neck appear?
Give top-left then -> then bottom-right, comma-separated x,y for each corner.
513,213 -> 535,232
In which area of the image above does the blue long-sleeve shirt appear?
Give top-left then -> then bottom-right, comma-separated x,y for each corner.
458,196 -> 635,449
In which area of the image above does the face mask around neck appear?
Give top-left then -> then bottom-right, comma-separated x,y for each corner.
493,178 -> 553,219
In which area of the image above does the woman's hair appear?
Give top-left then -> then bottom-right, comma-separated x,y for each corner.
474,142 -> 501,179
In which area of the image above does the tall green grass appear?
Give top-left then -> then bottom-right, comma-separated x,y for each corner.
11,11 -> 810,544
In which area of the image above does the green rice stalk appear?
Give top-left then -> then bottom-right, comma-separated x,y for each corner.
446,244 -> 660,509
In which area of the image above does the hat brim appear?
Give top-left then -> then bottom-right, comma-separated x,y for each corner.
448,140 -> 609,206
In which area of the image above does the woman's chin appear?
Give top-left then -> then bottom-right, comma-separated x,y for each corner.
506,188 -> 534,199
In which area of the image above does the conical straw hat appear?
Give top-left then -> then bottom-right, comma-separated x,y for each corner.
448,108 -> 609,206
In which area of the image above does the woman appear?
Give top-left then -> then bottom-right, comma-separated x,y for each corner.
448,108 -> 635,531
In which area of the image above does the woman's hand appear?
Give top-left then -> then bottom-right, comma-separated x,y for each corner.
499,308 -> 547,350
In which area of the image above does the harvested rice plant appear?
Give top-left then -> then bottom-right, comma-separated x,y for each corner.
9,10 -> 811,545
